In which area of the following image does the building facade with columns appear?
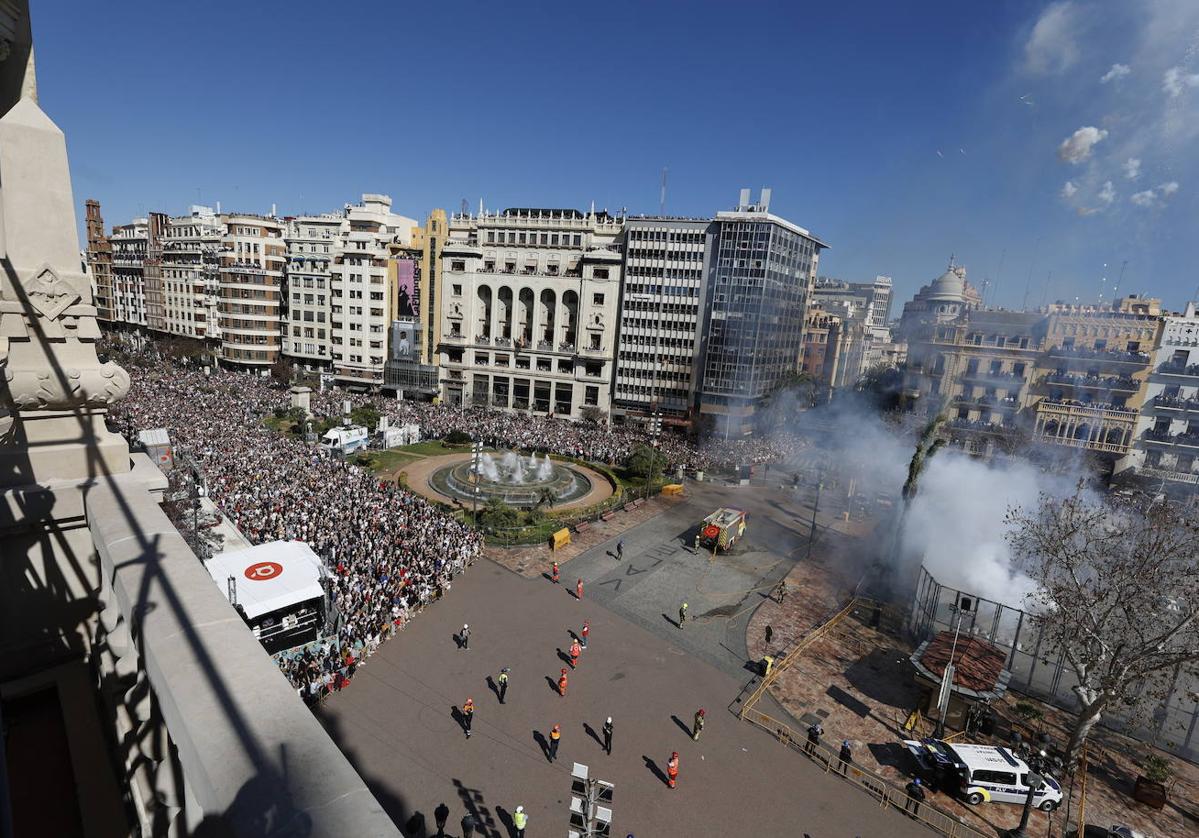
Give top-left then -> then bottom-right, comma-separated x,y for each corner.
437,207 -> 623,418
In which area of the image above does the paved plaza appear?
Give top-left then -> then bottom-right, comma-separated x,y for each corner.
319,481 -> 932,837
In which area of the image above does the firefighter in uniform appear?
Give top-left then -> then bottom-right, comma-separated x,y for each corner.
667,751 -> 679,789
569,638 -> 581,668
692,708 -> 705,740
551,561 -> 560,584
558,668 -> 569,697
580,620 -> 590,648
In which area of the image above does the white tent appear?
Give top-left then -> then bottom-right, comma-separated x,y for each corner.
206,541 -> 325,620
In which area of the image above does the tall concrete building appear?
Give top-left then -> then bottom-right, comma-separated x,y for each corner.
329,194 -> 415,387
84,198 -> 114,323
161,205 -> 222,340
284,212 -> 344,371
613,217 -> 713,428
437,207 -> 623,417
218,214 -> 286,368
142,212 -> 168,333
697,189 -> 826,438
416,208 -> 447,365
812,275 -> 893,331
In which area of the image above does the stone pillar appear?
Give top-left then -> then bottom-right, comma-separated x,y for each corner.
0,97 -> 130,486
288,384 -> 312,418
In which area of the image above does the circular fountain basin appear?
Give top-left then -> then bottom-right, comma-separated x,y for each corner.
428,451 -> 593,507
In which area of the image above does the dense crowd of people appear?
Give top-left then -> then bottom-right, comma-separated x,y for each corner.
109,362 -> 481,702
103,336 -> 804,702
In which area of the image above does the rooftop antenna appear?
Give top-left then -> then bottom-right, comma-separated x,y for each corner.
1021,236 -> 1042,311
948,253 -> 956,270
1112,259 -> 1128,300
660,167 -> 668,216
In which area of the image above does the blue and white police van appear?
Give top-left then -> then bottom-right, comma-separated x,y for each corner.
904,738 -> 1063,811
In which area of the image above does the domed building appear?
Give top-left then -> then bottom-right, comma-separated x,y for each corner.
896,262 -> 982,342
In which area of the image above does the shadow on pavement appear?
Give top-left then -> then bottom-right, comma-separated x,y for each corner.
582,722 -> 605,751
532,730 -> 550,762
670,715 -> 692,738
642,755 -> 669,787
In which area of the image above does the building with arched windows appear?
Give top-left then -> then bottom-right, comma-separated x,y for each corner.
437,208 -> 622,418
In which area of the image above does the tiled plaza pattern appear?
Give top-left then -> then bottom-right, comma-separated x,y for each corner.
747,545 -> 1199,838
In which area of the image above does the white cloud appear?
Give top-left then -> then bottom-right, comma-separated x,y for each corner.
1163,66 -> 1199,98
1159,180 -> 1180,196
1057,126 -> 1109,163
1100,63 -> 1131,83
1122,157 -> 1142,179
1098,180 -> 1117,204
1060,180 -> 1079,199
1025,2 -> 1080,75
1130,189 -> 1158,206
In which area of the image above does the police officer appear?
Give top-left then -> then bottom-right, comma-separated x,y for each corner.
460,623 -> 471,650
602,716 -> 613,755
497,668 -> 509,704
904,777 -> 925,817
512,805 -> 528,837
838,740 -> 853,774
805,721 -> 822,755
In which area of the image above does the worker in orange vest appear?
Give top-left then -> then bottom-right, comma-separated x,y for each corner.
558,667 -> 569,696
569,638 -> 581,668
667,751 -> 679,789
462,698 -> 475,739
580,620 -> 590,649
576,578 -> 584,600
549,723 -> 561,762
551,561 -> 559,584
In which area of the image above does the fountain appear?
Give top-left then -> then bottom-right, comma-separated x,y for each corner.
429,450 -> 593,507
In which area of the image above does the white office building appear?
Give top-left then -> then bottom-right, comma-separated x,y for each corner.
161,206 -> 222,341
437,207 -> 623,418
284,213 -> 344,371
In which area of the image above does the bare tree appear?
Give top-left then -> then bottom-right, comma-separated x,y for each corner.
1007,488 -> 1199,767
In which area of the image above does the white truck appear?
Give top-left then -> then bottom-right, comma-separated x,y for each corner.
319,425 -> 369,455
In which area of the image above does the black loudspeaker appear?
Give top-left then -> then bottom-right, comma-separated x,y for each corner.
959,596 -> 974,613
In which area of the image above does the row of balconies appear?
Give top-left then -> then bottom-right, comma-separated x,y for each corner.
1156,360 -> 1199,377
1047,344 -> 1150,364
1039,372 -> 1138,391
1153,394 -> 1199,410
1143,429 -> 1199,447
1037,398 -> 1135,415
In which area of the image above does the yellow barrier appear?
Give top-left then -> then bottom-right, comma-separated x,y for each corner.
551,528 -> 571,550
661,483 -> 684,496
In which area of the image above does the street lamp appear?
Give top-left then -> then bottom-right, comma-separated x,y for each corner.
648,411 -> 662,497
934,595 -> 973,739
1006,748 -> 1051,838
471,440 -> 483,526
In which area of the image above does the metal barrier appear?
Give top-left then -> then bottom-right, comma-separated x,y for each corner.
740,707 -> 991,838
739,596 -> 868,717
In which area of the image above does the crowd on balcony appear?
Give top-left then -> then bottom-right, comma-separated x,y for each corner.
1039,397 -> 1135,413
1041,371 -> 1138,390
1049,344 -> 1150,363
109,363 -> 483,702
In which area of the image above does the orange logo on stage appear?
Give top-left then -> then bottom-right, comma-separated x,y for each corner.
244,561 -> 283,581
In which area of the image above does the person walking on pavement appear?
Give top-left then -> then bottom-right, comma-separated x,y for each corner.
580,620 -> 590,649
666,751 -> 679,789
693,531 -> 701,553
904,777 -> 925,817
462,698 -> 475,738
602,716 -> 613,755
692,708 -> 705,740
616,539 -> 624,560
569,638 -> 581,669
838,740 -> 853,774
460,623 -> 471,650
774,580 -> 787,604
765,624 -> 774,646
549,723 -> 561,762
558,668 -> 569,697
678,602 -> 688,629
576,578 -> 584,600
552,561 -> 560,584
805,721 -> 822,755
497,668 -> 509,704
512,805 -> 528,838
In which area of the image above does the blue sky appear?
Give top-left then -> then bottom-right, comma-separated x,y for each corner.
34,1 -> 1199,311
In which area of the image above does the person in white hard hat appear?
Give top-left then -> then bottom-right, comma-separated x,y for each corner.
512,805 -> 528,837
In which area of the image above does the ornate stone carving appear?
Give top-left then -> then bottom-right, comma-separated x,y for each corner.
4,359 -> 130,409
23,263 -> 81,320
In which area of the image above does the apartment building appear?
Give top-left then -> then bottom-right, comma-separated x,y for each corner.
1029,297 -> 1160,458
812,275 -> 893,331
108,217 -> 149,328
284,213 -> 344,371
437,207 -> 623,418
85,199 -> 114,323
329,194 -> 415,387
698,189 -> 826,438
1124,302 -> 1199,488
614,217 -> 713,428
161,206 -> 222,340
218,214 -> 286,368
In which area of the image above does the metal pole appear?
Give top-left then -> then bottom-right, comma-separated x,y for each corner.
935,605 -> 964,738
806,467 -> 822,561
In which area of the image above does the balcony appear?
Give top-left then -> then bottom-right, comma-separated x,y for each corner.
1143,429 -> 1199,447
474,335 -> 492,345
1138,465 -> 1199,485
1037,398 -> 1135,416
1156,360 -> 1199,377
961,369 -> 1025,383
1152,394 -> 1199,411
1039,372 -> 1138,392
1047,345 -> 1150,364
581,344 -> 607,355
948,417 -> 1019,434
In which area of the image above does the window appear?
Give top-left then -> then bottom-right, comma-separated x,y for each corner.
453,284 -> 463,296
593,292 -> 605,305
594,268 -> 609,280
451,260 -> 465,271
